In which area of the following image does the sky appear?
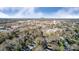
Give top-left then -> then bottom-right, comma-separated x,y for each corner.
0,7 -> 79,18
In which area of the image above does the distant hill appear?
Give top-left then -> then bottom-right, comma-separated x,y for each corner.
0,18 -> 79,23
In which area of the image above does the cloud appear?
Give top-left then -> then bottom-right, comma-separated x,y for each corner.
14,7 -> 44,18
53,8 -> 79,18
42,7 -> 79,18
0,7 -> 79,18
0,7 -> 44,18
0,12 -> 10,18
0,7 -> 23,15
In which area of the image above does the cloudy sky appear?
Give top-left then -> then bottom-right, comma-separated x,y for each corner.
0,7 -> 79,18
